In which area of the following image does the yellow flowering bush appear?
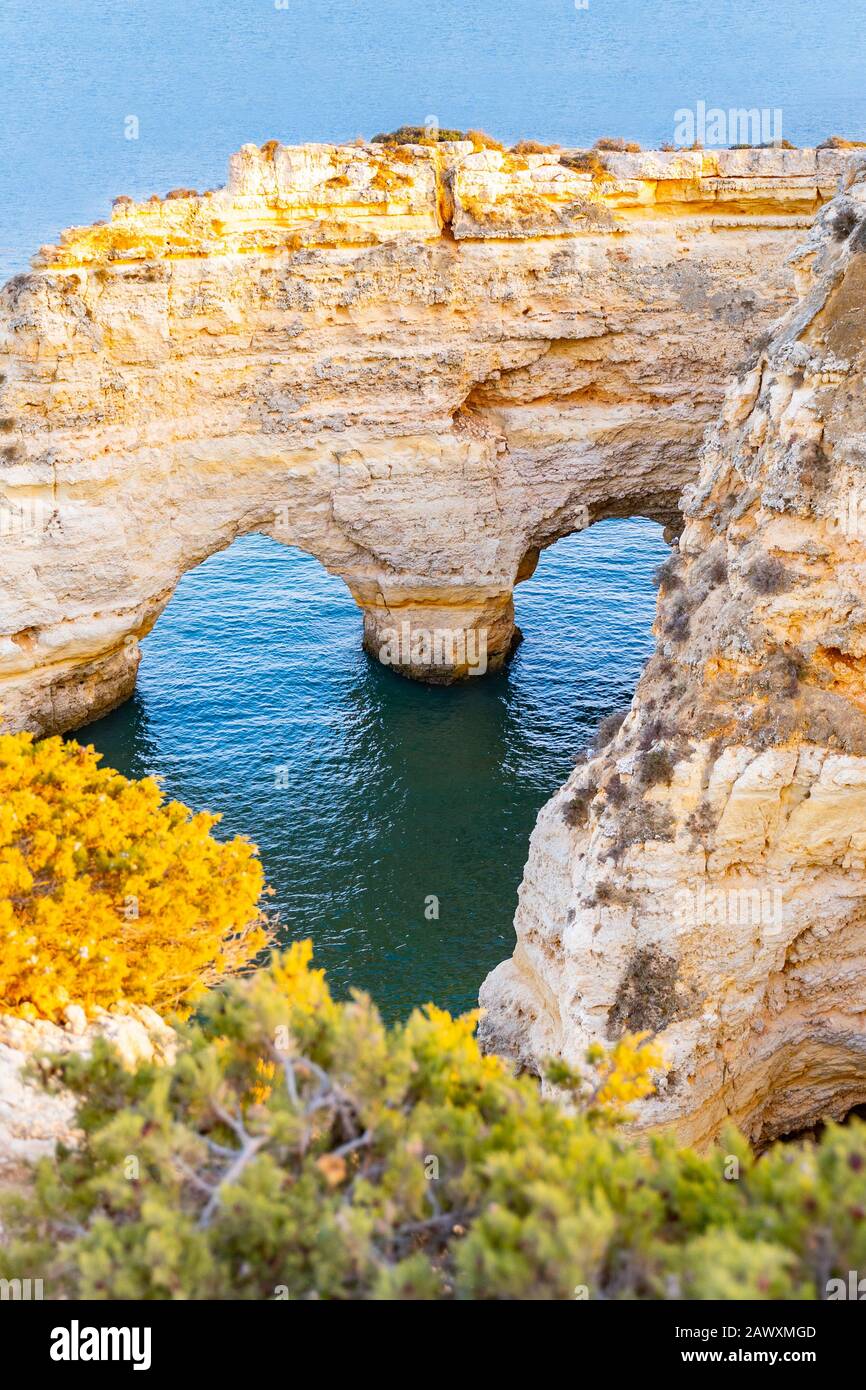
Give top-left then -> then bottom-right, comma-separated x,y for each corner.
546,1034 -> 665,1120
0,732 -> 269,1021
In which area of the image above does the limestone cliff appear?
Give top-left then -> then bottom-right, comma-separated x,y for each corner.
480,159 -> 866,1148
0,142 -> 846,734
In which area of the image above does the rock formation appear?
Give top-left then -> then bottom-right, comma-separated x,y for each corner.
480,159 -> 866,1149
0,142 -> 846,734
0,1004 -> 176,1180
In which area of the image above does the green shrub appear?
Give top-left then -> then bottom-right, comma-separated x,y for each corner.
371,126 -> 467,145
4,945 -> 866,1300
594,137 -> 642,153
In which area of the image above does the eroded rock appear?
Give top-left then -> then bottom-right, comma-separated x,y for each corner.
480,161 -> 866,1148
0,142 -> 847,732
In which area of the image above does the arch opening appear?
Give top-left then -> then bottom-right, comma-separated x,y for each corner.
81,518 -> 668,1019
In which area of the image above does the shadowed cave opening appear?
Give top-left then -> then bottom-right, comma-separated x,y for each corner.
81,517 -> 670,1020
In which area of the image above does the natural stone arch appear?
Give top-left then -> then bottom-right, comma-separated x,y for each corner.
0,139 -> 849,735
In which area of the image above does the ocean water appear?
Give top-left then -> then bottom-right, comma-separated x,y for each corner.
84,521 -> 669,1017
3,1 -> 863,1016
1,0 -> 864,281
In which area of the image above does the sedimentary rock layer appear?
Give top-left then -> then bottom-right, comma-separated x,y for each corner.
480,159 -> 866,1148
0,143 -> 845,732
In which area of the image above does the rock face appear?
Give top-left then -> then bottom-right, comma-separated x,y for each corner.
0,1005 -> 176,1178
480,160 -> 866,1149
0,142 -> 847,734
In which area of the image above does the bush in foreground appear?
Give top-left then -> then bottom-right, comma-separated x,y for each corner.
3,941 -> 866,1300
0,733 -> 269,1021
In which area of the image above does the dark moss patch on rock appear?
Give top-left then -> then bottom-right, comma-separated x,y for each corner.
663,599 -> 691,642
594,706 -> 630,751
607,945 -> 683,1037
639,746 -> 677,788
746,555 -> 794,596
562,783 -> 596,829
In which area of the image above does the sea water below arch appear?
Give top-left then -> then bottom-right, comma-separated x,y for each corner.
82,517 -> 670,1019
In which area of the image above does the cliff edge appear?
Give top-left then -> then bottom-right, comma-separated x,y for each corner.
480,158 -> 866,1148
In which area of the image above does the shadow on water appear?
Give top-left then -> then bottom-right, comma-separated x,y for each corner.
83,518 -> 670,1019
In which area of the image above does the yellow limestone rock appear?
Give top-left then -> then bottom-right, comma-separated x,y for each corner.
0,1006 -> 176,1176
0,142 -> 846,733
480,158 -> 866,1148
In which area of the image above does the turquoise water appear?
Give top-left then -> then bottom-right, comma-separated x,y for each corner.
84,521 -> 668,1017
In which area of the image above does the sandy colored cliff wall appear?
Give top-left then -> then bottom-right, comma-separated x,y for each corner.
2,140 -> 845,734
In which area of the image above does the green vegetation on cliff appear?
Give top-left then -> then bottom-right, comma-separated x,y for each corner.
2,734 -> 865,1301
3,941 -> 866,1301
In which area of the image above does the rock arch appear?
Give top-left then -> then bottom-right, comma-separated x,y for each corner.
0,140 -> 848,735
